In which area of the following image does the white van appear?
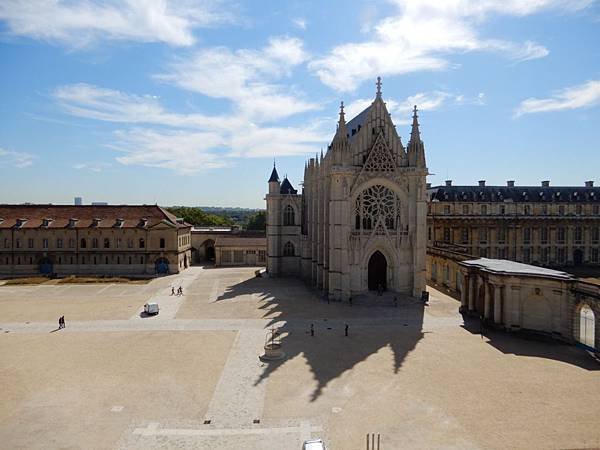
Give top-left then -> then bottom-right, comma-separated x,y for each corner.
303,439 -> 326,450
144,302 -> 159,315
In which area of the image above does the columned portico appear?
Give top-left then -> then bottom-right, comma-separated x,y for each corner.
493,285 -> 502,324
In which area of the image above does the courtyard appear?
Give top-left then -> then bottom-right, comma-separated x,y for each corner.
0,266 -> 599,449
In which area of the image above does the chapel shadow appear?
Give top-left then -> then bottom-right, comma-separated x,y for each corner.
461,315 -> 599,371
215,275 -> 424,401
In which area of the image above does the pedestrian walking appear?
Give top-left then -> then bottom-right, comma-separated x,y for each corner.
479,314 -> 485,338
171,287 -> 175,296
344,323 -> 349,337
58,316 -> 62,329
60,316 -> 65,329
310,323 -> 314,337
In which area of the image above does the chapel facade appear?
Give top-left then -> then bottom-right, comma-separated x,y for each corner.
266,78 -> 428,299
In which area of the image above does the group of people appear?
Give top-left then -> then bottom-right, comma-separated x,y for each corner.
171,286 -> 184,296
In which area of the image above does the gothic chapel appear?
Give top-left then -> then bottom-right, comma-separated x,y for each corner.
266,78 -> 428,300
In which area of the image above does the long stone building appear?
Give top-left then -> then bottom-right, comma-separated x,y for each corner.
0,205 -> 192,276
266,78 -> 428,299
427,180 -> 600,267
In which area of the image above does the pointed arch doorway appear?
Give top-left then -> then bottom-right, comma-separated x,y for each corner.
368,251 -> 387,291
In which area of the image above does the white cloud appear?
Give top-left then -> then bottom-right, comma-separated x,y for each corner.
0,148 -> 35,168
344,90 -> 483,126
0,0 -> 233,47
157,36 -> 317,123
73,162 -> 112,172
292,17 -> 307,30
514,80 -> 600,117
54,82 -> 329,173
310,0 -> 592,91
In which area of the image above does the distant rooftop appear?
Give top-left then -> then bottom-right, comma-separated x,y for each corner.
461,258 -> 573,280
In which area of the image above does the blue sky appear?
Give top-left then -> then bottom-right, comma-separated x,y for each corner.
0,0 -> 599,208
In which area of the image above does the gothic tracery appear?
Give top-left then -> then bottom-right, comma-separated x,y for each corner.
355,185 -> 401,231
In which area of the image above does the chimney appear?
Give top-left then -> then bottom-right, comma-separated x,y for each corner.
478,180 -> 486,187
426,182 -> 431,189
445,180 -> 452,187
541,180 -> 550,187
507,180 -> 515,187
585,180 -> 594,187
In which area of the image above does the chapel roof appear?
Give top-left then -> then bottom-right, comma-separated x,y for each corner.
280,177 -> 297,195
345,105 -> 371,143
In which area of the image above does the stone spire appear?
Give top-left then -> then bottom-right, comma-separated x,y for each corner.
376,76 -> 382,99
409,105 -> 421,144
268,159 -> 280,182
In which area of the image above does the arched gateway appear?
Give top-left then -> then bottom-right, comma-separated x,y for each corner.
368,251 -> 387,291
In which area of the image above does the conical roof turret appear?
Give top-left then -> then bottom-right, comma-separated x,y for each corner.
268,161 -> 280,183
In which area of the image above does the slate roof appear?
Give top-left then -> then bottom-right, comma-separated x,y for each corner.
268,166 -> 280,183
0,205 -> 191,229
345,104 -> 371,143
461,258 -> 573,280
428,185 -> 600,203
280,177 -> 298,195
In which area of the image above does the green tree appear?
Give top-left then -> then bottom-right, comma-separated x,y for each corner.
166,206 -> 234,227
246,210 -> 266,231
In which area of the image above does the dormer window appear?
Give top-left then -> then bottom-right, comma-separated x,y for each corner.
42,218 -> 53,227
69,218 -> 79,228
92,218 -> 101,227
139,218 -> 148,228
115,218 -> 124,228
16,218 -> 27,228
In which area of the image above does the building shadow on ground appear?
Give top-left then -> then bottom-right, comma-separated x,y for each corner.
215,275 -> 424,401
461,315 -> 599,371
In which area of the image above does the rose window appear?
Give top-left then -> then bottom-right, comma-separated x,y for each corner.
355,185 -> 400,231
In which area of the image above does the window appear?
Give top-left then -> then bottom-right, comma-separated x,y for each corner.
42,238 -> 48,249
499,205 -> 506,215
258,250 -> 266,262
461,228 -> 469,245
127,239 -> 133,248
222,250 -> 232,263
523,228 -> 531,244
575,227 -> 583,244
139,238 -> 145,248
542,204 -> 548,215
576,204 -> 582,215
541,248 -> 549,263
594,205 -> 599,215
523,248 -> 531,263
3,238 -> 8,248
283,241 -> 295,256
444,205 -> 450,215
428,227 -> 432,241
479,228 -> 488,244
160,238 -> 165,249
128,256 -> 132,264
29,257 -> 33,264
116,238 -> 121,248
69,238 -> 74,248
104,238 -> 110,248
234,250 -> 244,263
58,257 -> 62,264
592,227 -> 599,244
117,256 -> 120,264
592,248 -> 599,263
81,256 -> 85,264
28,238 -> 34,248
81,238 -> 87,248
57,238 -> 63,248
524,205 -> 531,215
105,256 -> 109,264
462,205 -> 469,214
480,205 -> 487,215
16,238 -> 21,248
498,248 -> 506,259
541,227 -> 548,244
70,257 -> 73,264
479,248 -> 487,257
443,227 -> 451,243
559,205 -> 565,215
557,227 -> 566,244
94,257 -> 97,265
355,185 -> 400,231
92,238 -> 98,248
557,248 -> 565,264
140,256 -> 144,264
283,205 -> 295,226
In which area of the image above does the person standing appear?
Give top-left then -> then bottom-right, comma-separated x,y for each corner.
58,316 -> 62,329
344,324 -> 349,337
171,287 -> 175,296
310,323 -> 314,337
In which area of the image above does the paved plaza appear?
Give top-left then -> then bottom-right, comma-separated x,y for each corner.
1,266 -> 599,449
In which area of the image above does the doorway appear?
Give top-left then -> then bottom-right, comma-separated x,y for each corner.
368,251 -> 387,291
573,248 -> 583,266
